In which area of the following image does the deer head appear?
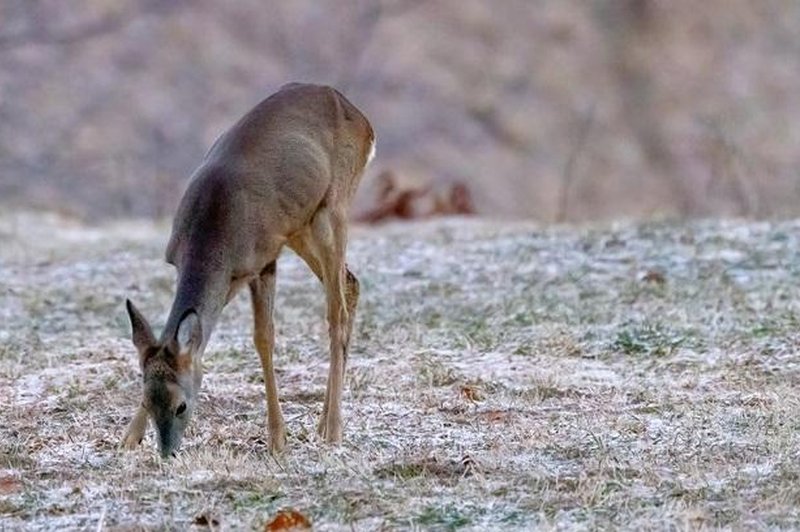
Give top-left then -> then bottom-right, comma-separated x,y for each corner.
126,299 -> 202,458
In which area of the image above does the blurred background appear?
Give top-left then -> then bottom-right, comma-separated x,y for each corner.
1,0 -> 800,223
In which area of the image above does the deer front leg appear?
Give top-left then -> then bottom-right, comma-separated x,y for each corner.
121,404 -> 148,449
250,265 -> 286,453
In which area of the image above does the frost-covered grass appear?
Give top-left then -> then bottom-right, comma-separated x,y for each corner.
2,211 -> 800,530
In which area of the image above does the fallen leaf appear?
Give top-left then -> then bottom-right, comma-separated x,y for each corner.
641,269 -> 666,285
461,385 -> 482,402
480,409 -> 509,423
0,473 -> 21,495
265,509 -> 312,531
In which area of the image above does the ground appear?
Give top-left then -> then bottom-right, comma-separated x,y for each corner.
1,211 -> 799,530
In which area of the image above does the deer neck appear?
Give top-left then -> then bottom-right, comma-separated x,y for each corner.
161,262 -> 230,355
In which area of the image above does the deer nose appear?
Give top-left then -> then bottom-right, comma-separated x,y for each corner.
156,422 -> 177,458
159,440 -> 179,459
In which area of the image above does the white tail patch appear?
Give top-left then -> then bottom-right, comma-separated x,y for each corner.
366,137 -> 376,166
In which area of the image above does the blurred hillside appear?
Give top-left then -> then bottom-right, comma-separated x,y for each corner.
1,0 -> 800,222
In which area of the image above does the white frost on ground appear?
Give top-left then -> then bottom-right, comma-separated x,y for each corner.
2,213 -> 800,529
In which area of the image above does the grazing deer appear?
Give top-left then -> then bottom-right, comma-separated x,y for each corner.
121,83 -> 375,457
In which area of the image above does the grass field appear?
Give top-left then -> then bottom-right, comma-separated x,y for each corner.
1,211 -> 800,530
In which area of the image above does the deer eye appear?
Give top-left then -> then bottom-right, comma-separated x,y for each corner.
176,402 -> 187,416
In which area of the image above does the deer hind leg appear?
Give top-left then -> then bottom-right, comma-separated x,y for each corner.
121,404 -> 149,449
289,207 -> 351,443
288,235 -> 360,368
250,262 -> 286,453
342,269 -> 359,356
287,238 -> 359,444
288,228 -> 359,442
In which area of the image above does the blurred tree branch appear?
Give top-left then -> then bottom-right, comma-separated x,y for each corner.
556,104 -> 595,223
704,119 -> 761,217
335,0 -> 426,91
596,0 -> 699,215
467,104 -> 528,153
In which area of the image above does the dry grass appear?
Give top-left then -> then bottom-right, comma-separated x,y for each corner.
2,211 -> 800,530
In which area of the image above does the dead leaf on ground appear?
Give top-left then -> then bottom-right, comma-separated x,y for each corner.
264,509 -> 312,531
641,269 -> 666,285
461,384 -> 483,402
0,472 -> 22,495
480,409 -> 510,423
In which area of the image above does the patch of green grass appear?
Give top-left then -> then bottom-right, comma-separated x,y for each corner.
227,490 -> 282,512
455,314 -> 500,351
348,367 -> 374,396
0,495 -> 39,519
513,378 -> 581,403
749,311 -> 800,338
509,310 -> 536,327
0,329 -> 44,377
612,321 -> 687,356
103,374 -> 121,390
375,462 -> 429,480
0,442 -> 36,470
411,503 -> 472,530
415,354 -> 460,387
374,457 -> 470,482
314,489 -> 381,526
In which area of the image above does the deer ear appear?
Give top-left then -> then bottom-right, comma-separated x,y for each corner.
126,299 -> 156,353
176,310 -> 201,356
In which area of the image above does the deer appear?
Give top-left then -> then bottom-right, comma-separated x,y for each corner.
121,83 -> 375,458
